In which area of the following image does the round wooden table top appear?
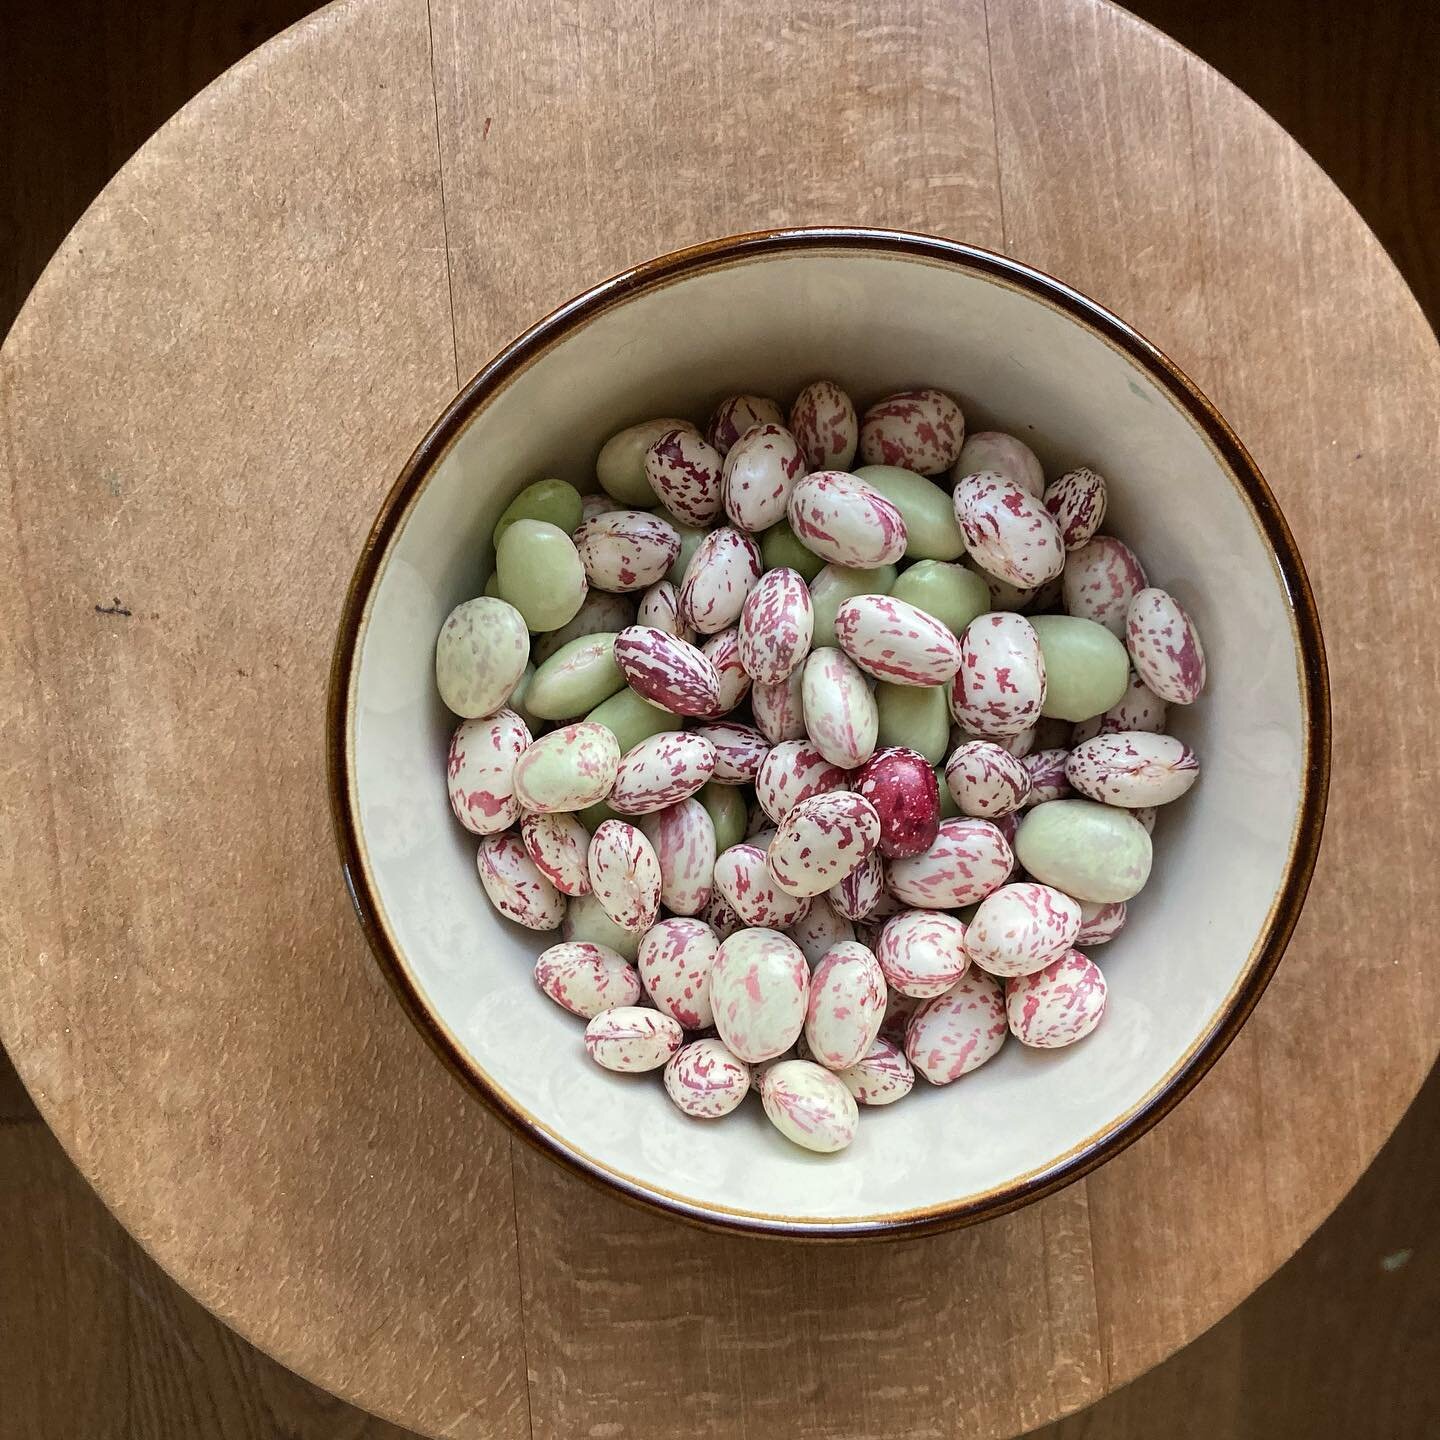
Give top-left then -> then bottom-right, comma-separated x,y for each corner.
3,0 -> 1437,1435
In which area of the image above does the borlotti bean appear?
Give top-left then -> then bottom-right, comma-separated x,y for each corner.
859,388 -> 965,473
767,791 -> 882,898
636,797 -> 716,916
535,941 -> 642,1018
644,427 -> 725,526
637,917 -> 720,1028
738,567 -> 814,683
1066,732 -> 1200,808
722,423 -> 808,532
789,380 -> 858,471
759,1060 -> 860,1152
664,1038 -> 751,1118
852,746 -> 941,859
834,594 -> 964,685
904,969 -> 1008,1084
585,1006 -> 684,1072
787,471 -> 908,568
1005,950 -> 1108,1048
438,381 -> 1210,1154
709,928 -> 810,1062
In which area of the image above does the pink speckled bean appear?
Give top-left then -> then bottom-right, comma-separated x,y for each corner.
758,1059 -> 859,1152
754,739 -> 849,823
834,1035 -> 915,1105
707,394 -> 784,455
905,969 -> 1008,1084
1043,466 -> 1108,550
1062,536 -> 1147,637
879,987 -> 925,1044
663,1038 -> 751,1118
637,917 -> 719,1028
573,510 -> 682,593
787,893 -> 857,964
787,471 -> 908,568
955,720 -> 1038,760
859,388 -> 965,473
644,428 -> 724,526
609,731 -> 717,814
709,927 -> 810,1062
613,626 -> 723,717
435,598 -> 531,719
752,668 -> 807,744
587,820 -> 661,932
580,491 -> 626,523
1021,747 -> 1073,806
738,567 -> 814,683
636,797 -> 715,916
834,594 -> 964,686
584,1006 -> 684,1072
447,710 -> 532,836
804,941 -> 887,1070
698,626 -> 752,712
949,613 -> 1047,738
853,746 -> 941,859
519,811 -> 591,896
476,832 -> 566,930
965,882 -> 1082,978
722,423 -> 807,533
1126,587 -> 1207,704
1005,950 -> 1107,1048
944,740 -> 1033,818
993,808 -> 1021,851
1066,732 -> 1200,807
636,580 -> 693,641
534,941 -> 641,1018
712,844 -> 812,928
829,848 -> 885,921
768,791 -> 881,898
886,817 -> 1013,909
954,471 -> 1065,588
1071,671 -> 1168,744
802,647 -> 878,769
704,888 -> 743,939
789,380 -> 858,471
876,909 -> 970,997
677,526 -> 764,635
688,720 -> 768,784
1076,899 -> 1127,946
952,431 -> 1044,498
512,721 -> 620,814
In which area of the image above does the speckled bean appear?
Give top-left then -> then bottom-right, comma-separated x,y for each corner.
1066,732 -> 1200,807
712,844 -> 812,928
584,1006 -> 684,1072
587,819 -> 662,931
1043,466 -> 1108,550
828,848 -> 885,921
1006,950 -> 1107,1048
804,941 -> 888,1069
944,739 -> 1032,819
447,710 -> 532,836
876,910 -> 970,997
802,647 -> 878,769
520,811 -> 592,896
853,746 -> 941,859
834,594 -> 964,686
953,471 -> 1065,588
664,1038 -> 751,1118
1126,588 -> 1207,704
709,928 -> 810,1062
644,428 -> 724,526
1075,899 -> 1127,946
904,969 -> 1008,1084
738,566 -> 814,683
1134,806 -> 1157,834
1015,799 -> 1153,903
525,632 -> 625,720
435,597 -> 531,718
886,817 -> 1014,909
707,395 -> 784,455
949,612 -> 1048,737
834,1036 -> 915,1105
722,423 -> 807,532
859,388 -> 965,473
597,418 -> 702,504
636,797 -> 716,916
951,431 -> 1045,497
787,893 -> 857,964
637,917 -> 719,1028
703,888 -> 744,940
636,581 -> 693,641
607,731 -> 716,815
965,882 -> 1082,978
809,562 -> 899,648
534,941 -> 641,1017
573,510 -> 682,593
759,1059 -> 859,1152
755,739 -> 848,823
787,471 -> 908,568
852,464 -> 966,560
1071,671 -> 1168,743
768,791 -> 882,898
1062,536 -> 1148,637
879,987 -> 925,1044
751,667 -> 807,745
1021,748 -> 1074,805
512,721 -> 620,813
613,626 -> 723,717
476,832 -> 565,930
789,380 -> 858,471
677,526 -> 763,635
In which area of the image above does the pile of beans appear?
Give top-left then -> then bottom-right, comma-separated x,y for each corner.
436,384 -> 1205,1154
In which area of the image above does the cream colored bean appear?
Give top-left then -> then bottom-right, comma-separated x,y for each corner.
587,820 -> 662,931
519,811 -> 592,896
573,510 -> 682,593
789,380 -> 858,471
859,388 -> 965,473
759,1059 -> 860,1152
709,928 -> 810,1062
447,710 -> 532,836
476,832 -> 565,930
584,1006 -> 684,1072
534,941 -> 641,1017
722,423 -> 807,532
664,1038 -> 751,1118
678,526 -> 764,634
965,882 -> 1082,978
802,647 -> 878,769
636,797 -> 716,917
1066,732 -> 1200,807
805,941 -> 888,1070
953,471 -> 1065,588
768,792 -> 882,898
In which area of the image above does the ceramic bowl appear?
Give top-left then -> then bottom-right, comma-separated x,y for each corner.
329,228 -> 1328,1239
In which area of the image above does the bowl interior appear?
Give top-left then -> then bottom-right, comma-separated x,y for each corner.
341,238 -> 1311,1234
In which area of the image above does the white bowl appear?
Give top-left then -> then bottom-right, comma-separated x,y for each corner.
330,229 -> 1328,1239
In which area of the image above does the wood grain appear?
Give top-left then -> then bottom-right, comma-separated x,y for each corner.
2,0 -> 1438,1437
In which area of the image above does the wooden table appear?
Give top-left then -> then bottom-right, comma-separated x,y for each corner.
2,0 -> 1437,1434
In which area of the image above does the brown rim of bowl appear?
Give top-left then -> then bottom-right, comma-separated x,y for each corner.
327,226 -> 1331,1242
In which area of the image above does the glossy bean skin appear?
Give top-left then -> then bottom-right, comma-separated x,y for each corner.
851,464 -> 966,560
755,739 -> 849,823
587,820 -> 662,932
476,832 -> 566,930
1126,587 -> 1207,704
834,594 -> 964,685
608,731 -> 717,814
752,668 -> 807,744
876,909 -> 970,998
644,427 -> 725,526
1071,671 -> 1168,743
636,581 -> 693,641
1076,899 -> 1127,946
804,941 -> 888,1069
889,559 -> 989,638
788,471 -> 908,568
886,818 -> 1014,909
944,740 -> 1032,819
1020,747 -> 1074,806
828,849 -> 885,921
876,682 -> 951,765
787,893 -> 857,964
1029,614 -> 1131,723
1062,536 -> 1147,637
759,1059 -> 860,1152
597,418 -> 702,504
1005,950 -> 1108,1048
833,1036 -> 915,1105
1042,466 -> 1108,550
563,890 -> 644,960
1014,799 -> 1152,903
965,882 -> 1082,978
636,797 -> 716,916
951,431 -> 1044,497
802,647 -> 879,769
953,471 -> 1065,588
613,626 -> 724,717
722,423 -> 807,533
949,613 -> 1047,737
707,394 -> 784,455
760,518 -> 826,582
494,477 -> 584,543
904,969 -> 1008,1084
853,746 -> 941,859
738,566 -> 814,683
525,632 -> 626,720
584,1007 -> 684,1072
534,941 -> 641,1018
859,388 -> 965,474
573,510 -> 682,593
495,519 -> 589,634
689,721 -> 768,784
789,380 -> 858,471
520,811 -> 592,895
512,721 -> 621,814
664,1038 -> 751,1118
809,561 -> 899,649
435,597 -> 530,718
709,928 -> 810,1062
638,917 -> 720,1028
584,686 -> 681,753
532,590 -> 636,664
699,626 -> 752,712
767,791 -> 882,898
712,844 -> 812,928
697,782 -> 747,854
678,526 -> 764,634
1066,732 -> 1200,807
447,710 -> 532,836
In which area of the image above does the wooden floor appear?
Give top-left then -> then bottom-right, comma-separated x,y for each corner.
2,1 -> 1436,1435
